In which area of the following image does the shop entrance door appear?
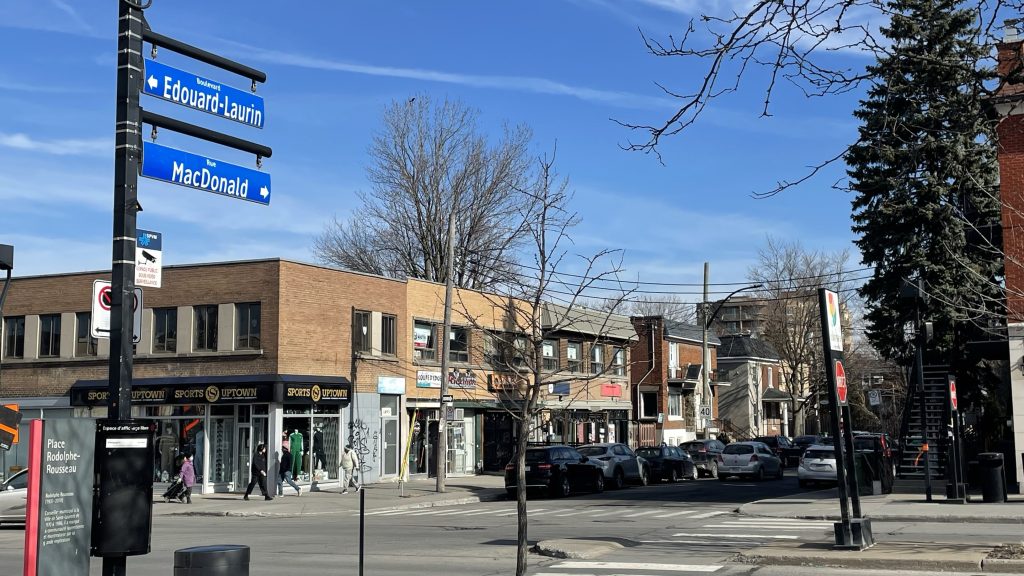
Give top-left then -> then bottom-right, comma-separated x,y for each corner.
382,416 -> 399,476
236,424 -> 251,488
208,415 -> 234,488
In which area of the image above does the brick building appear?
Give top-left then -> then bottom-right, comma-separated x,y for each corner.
630,316 -> 720,446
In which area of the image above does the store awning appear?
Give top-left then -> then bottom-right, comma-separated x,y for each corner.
70,374 -> 351,407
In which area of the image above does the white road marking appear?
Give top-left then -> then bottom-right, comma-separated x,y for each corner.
549,560 -> 723,572
586,509 -> 625,517
672,532 -> 799,539
403,509 -> 448,516
705,524 -> 830,531
433,508 -> 487,516
653,510 -> 697,518
500,508 -> 547,516
550,509 -> 589,517
463,509 -> 507,516
689,511 -> 727,519
623,510 -> 661,517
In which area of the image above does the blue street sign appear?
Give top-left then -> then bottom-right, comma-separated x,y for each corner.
141,141 -> 271,205
143,59 -> 265,128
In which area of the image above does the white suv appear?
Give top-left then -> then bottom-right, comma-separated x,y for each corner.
797,444 -> 838,487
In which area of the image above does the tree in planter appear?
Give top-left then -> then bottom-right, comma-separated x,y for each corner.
454,152 -> 634,576
747,236 -> 858,435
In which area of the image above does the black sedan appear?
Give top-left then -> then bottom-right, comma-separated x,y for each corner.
504,445 -> 605,498
635,445 -> 697,482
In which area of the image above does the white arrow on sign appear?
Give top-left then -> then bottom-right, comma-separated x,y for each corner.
147,75 -> 158,90
260,186 -> 269,199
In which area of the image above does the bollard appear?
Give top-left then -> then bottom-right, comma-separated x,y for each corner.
174,545 -> 250,576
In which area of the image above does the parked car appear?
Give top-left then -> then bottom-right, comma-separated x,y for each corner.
793,434 -> 825,453
578,443 -> 648,489
504,446 -> 605,498
0,468 -> 28,526
797,445 -> 838,487
681,439 -> 726,478
754,435 -> 802,467
635,445 -> 697,482
717,441 -> 784,481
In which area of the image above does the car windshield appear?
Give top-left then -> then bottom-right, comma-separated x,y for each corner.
577,446 -> 606,457
524,450 -> 551,464
794,435 -> 818,445
681,442 -> 705,451
635,448 -> 661,458
754,437 -> 777,446
724,444 -> 754,455
805,449 -> 836,460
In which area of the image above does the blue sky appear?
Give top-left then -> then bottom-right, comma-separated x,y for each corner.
0,1 -> 866,303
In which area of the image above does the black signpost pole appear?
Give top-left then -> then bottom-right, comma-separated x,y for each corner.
842,403 -> 862,517
105,1 -> 144,574
818,289 -> 853,546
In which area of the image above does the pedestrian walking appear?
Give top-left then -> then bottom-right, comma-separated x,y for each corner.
340,444 -> 360,494
243,443 -> 273,501
179,454 -> 195,504
278,444 -> 302,497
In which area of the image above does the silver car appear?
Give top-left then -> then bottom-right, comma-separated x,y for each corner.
0,468 -> 28,526
797,444 -> 838,487
717,441 -> 784,481
577,443 -> 648,489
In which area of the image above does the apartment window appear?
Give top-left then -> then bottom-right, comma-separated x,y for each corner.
381,314 -> 396,356
612,348 -> 625,376
353,310 -> 371,354
39,314 -> 61,357
668,342 -> 679,379
542,339 -> 558,371
75,312 -> 97,357
449,326 -> 469,363
764,402 -> 781,419
640,391 -> 658,419
413,320 -> 435,361
194,305 -> 219,351
153,308 -> 177,354
567,341 -> 582,372
668,391 -> 682,417
590,344 -> 604,374
236,302 -> 261,350
3,316 -> 25,359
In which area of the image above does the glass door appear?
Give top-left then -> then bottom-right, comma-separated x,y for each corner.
235,424 -> 251,488
209,416 -> 235,486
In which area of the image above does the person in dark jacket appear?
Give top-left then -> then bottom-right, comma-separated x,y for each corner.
278,445 -> 302,497
243,443 -> 272,501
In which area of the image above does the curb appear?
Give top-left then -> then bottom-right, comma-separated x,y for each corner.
983,558 -> 1024,573
160,493 -> 505,518
737,501 -> 1024,524
533,539 -> 625,560
733,551 -> 984,573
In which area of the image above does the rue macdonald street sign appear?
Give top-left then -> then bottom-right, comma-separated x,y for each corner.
143,59 -> 265,129
141,141 -> 271,205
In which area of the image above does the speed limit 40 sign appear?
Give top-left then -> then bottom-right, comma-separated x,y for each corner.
91,280 -> 143,343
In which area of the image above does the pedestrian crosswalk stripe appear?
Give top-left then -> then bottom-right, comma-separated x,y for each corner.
688,511 -> 727,519
463,509 -> 504,516
434,508 -> 487,516
705,524 -> 830,531
586,509 -> 624,517
549,561 -> 723,572
623,510 -> 660,517
672,532 -> 800,540
653,510 -> 697,518
404,509 -> 448,516
727,518 -> 833,524
550,509 -> 589,517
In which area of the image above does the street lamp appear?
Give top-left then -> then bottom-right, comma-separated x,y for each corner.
699,273 -> 762,435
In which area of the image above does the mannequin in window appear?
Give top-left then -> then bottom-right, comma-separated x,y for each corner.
157,426 -> 177,481
289,429 -> 304,478
312,424 -> 326,471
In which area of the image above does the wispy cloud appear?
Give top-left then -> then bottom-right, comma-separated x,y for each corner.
219,41 -> 677,111
0,1 -> 104,39
50,0 -> 95,36
0,133 -> 108,157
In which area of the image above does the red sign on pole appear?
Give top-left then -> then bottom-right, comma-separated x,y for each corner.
949,378 -> 958,412
835,360 -> 848,406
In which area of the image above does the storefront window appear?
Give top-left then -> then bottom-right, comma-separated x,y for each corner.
152,406 -> 205,484
283,403 -> 341,484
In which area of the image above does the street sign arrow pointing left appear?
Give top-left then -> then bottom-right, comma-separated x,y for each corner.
147,75 -> 158,90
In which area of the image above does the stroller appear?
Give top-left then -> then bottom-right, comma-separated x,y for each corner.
162,476 -> 187,503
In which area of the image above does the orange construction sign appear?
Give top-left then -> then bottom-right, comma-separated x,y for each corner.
0,404 -> 19,445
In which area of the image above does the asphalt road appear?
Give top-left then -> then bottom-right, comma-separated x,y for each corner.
1,473 -> 1020,575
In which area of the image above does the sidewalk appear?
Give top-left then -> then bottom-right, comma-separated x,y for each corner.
154,474 -> 509,518
739,488 -> 1024,523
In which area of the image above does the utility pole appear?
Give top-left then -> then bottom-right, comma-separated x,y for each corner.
701,262 -> 711,435
436,210 -> 456,492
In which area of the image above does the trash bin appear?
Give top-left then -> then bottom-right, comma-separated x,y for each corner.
174,545 -> 250,576
977,452 -> 1007,503
852,452 -> 874,496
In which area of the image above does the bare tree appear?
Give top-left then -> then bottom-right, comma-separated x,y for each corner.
747,236 -> 857,435
582,293 -> 695,323
313,95 -> 533,290
453,151 -> 634,576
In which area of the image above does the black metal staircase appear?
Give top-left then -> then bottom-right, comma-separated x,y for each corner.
897,365 -> 949,488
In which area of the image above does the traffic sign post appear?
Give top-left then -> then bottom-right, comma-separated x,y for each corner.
947,375 -> 967,502
835,361 -> 848,406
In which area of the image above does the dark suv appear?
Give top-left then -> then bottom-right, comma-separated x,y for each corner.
681,439 -> 726,478
754,435 -> 802,467
504,445 -> 605,498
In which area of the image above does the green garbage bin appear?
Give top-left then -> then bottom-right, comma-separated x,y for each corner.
851,452 -> 874,496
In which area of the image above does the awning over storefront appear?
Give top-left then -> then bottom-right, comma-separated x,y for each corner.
70,374 -> 351,407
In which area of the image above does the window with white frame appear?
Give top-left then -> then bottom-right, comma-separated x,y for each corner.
567,341 -> 582,372
542,339 -> 558,371
668,390 -> 682,417
640,391 -> 658,419
668,342 -> 679,378
612,348 -> 625,376
413,320 -> 435,361
590,344 -> 604,374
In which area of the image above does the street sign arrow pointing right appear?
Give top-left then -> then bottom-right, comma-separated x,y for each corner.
260,186 -> 269,199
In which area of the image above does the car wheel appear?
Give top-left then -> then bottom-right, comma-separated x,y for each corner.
667,467 -> 679,483
593,472 -> 605,493
775,464 -> 785,480
639,465 -> 649,486
613,468 -> 626,490
754,466 -> 765,481
709,461 -> 719,479
552,474 -> 571,498
689,465 -> 699,481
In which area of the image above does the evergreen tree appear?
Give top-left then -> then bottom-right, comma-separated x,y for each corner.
847,0 -> 1002,364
